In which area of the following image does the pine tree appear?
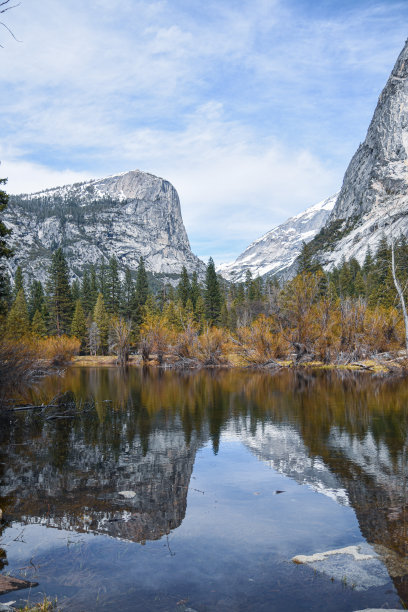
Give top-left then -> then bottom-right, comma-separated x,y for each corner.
190,271 -> 201,309
31,309 -> 47,337
81,269 -> 92,316
121,267 -> 134,319
132,256 -> 149,325
177,266 -> 191,307
71,299 -> 87,347
13,265 -> 24,298
194,294 -> 206,331
204,257 -> 222,325
0,178 -> 13,318
93,293 -> 109,352
46,247 -> 73,335
98,258 -> 108,301
363,246 -> 374,276
297,241 -> 320,274
28,280 -> 45,321
227,304 -> 237,331
6,289 -> 30,339
71,279 -> 81,303
106,255 -> 121,314
220,302 -> 229,328
89,264 -> 98,312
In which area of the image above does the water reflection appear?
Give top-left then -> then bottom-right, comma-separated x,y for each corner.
1,368 -> 408,608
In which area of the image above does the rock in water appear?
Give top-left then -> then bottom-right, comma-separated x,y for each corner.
4,169 -> 205,283
292,543 -> 391,591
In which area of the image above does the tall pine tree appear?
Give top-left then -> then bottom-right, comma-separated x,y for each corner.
0,178 -> 13,318
204,257 -> 222,325
46,248 -> 73,335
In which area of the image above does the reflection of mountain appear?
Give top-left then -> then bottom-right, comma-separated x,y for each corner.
241,422 -> 349,504
239,407 -> 408,603
0,414 -> 203,544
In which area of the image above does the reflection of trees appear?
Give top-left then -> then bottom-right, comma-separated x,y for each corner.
2,368 -> 408,602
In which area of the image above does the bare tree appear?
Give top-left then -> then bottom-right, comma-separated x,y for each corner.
0,0 -> 21,48
391,239 -> 408,355
109,317 -> 132,365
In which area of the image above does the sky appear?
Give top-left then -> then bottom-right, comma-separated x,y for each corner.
1,0 -> 408,265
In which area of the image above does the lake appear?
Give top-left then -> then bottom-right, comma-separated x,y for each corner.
0,367 -> 407,611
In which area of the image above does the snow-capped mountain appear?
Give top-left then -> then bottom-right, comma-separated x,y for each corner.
217,193 -> 337,282
4,169 -> 205,283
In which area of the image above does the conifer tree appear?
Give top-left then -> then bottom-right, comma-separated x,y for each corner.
121,267 -> 134,319
6,289 -> 30,339
106,256 -> 121,314
46,248 -> 73,335
81,269 -> 92,315
98,258 -> 108,301
297,241 -> 320,274
227,304 -> 238,331
0,178 -> 13,318
190,271 -> 201,309
132,257 -> 149,325
177,266 -> 191,307
204,257 -> 222,325
71,299 -> 87,348
31,309 -> 47,337
13,265 -> 24,298
363,246 -> 374,276
220,302 -> 229,328
194,294 -> 206,330
28,280 -> 45,321
93,293 -> 109,352
185,298 -> 194,323
71,279 -> 81,303
89,264 -> 98,311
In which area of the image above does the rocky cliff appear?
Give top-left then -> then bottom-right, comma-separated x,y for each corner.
302,38 -> 408,269
4,169 -> 205,283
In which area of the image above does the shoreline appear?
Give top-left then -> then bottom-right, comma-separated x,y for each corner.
71,355 -> 403,375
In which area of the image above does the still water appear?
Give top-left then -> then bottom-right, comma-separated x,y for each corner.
0,367 -> 407,611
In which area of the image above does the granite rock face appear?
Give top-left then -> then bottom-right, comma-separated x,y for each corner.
217,193 -> 337,282
4,169 -> 205,282
317,38 -> 408,268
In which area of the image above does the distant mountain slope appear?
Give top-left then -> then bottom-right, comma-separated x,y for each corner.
217,194 -> 337,282
4,169 -> 205,283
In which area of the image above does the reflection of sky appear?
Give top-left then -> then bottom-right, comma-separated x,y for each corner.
0,438 -> 400,612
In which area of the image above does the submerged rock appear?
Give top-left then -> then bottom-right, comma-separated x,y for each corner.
292,543 -> 390,591
118,490 -> 137,499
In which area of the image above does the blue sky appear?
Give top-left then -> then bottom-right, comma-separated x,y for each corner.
1,0 -> 407,265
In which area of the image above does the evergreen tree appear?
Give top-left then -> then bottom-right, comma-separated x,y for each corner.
81,269 -> 92,316
6,289 -> 30,339
106,255 -> 121,314
71,279 -> 81,303
46,247 -> 73,335
297,241 -> 320,274
177,266 -> 191,307
338,259 -> 353,297
204,258 -> 222,325
28,280 -> 45,321
363,246 -> 374,276
190,271 -> 201,309
0,178 -> 13,318
121,267 -> 134,319
13,265 -> 24,298
227,304 -> 238,331
31,309 -> 47,337
194,294 -> 206,330
220,302 -> 229,328
71,299 -> 87,348
98,258 -> 108,301
89,264 -> 99,311
93,293 -> 109,352
132,257 -> 149,325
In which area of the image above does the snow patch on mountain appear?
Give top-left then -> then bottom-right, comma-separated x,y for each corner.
217,193 -> 337,282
